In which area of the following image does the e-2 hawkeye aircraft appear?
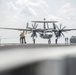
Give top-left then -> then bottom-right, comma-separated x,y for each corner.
0,18 -> 76,44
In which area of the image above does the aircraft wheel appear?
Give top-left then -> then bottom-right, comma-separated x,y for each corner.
48,39 -> 51,44
33,39 -> 35,44
55,38 -> 58,44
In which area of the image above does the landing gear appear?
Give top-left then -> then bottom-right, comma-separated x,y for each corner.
33,38 -> 35,44
32,37 -> 35,44
55,37 -> 58,44
48,38 -> 51,44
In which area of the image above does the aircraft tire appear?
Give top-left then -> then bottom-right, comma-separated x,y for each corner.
48,39 -> 51,44
33,39 -> 35,44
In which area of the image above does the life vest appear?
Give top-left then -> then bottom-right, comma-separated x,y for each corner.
20,32 -> 25,37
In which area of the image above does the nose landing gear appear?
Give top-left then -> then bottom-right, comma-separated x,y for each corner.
48,38 -> 51,44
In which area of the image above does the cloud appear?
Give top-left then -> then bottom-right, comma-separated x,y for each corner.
57,3 -> 76,27
47,3 -> 76,27
0,0 -> 49,27
0,0 -> 49,18
11,0 -> 49,16
58,3 -> 76,17
46,15 -> 59,21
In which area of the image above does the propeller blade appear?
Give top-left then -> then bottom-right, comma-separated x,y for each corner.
31,34 -> 33,37
35,24 -> 38,29
62,26 -> 66,30
56,25 -> 59,30
32,24 -> 34,28
26,22 -> 29,28
47,23 -> 49,29
35,33 -> 37,37
26,22 -> 32,29
61,32 -> 65,37
60,24 -> 62,29
34,22 -> 36,28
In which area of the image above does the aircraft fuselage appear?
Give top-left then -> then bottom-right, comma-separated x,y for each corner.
40,33 -> 53,39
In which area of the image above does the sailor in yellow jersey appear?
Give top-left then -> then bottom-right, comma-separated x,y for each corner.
20,31 -> 26,44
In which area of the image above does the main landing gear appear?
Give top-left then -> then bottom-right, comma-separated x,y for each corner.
55,37 -> 58,44
32,37 -> 35,44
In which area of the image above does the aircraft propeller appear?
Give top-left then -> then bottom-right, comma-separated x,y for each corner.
47,23 -> 49,29
55,24 -> 66,37
54,24 -> 67,44
26,23 -> 38,37
26,23 -> 38,44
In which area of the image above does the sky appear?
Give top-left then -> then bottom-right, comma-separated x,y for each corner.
0,0 -> 76,43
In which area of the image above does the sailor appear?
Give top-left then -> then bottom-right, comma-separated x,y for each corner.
20,31 -> 26,44
65,37 -> 68,44
66,37 -> 69,44
65,38 -> 67,44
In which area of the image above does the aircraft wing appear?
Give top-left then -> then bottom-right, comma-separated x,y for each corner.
32,21 -> 58,23
0,27 -> 55,32
0,27 -> 32,31
44,28 -> 76,33
62,29 -> 76,31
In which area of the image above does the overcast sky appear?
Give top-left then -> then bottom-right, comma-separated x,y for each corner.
0,0 -> 76,43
